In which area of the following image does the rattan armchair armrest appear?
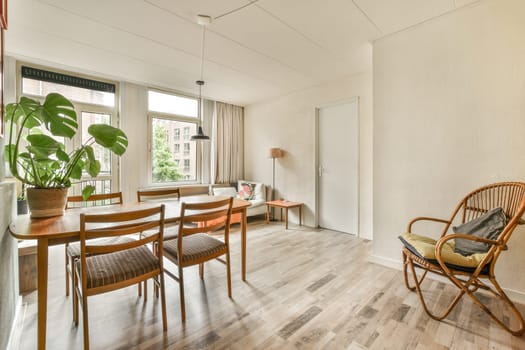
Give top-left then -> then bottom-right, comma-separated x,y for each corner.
434,233 -> 504,272
407,217 -> 450,233
436,233 -> 501,247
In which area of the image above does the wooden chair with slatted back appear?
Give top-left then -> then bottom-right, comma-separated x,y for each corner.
399,182 -> 525,335
137,187 -> 181,202
137,188 -> 181,242
137,188 -> 182,298
162,197 -> 233,322
65,192 -> 124,297
74,205 -> 167,349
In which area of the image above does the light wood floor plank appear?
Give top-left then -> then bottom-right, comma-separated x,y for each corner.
12,220 -> 525,349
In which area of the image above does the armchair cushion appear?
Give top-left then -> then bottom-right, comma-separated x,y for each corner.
452,207 -> 506,256
399,232 -> 488,269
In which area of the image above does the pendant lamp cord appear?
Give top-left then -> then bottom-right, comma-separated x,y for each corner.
200,25 -> 206,82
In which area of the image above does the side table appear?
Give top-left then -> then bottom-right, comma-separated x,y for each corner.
265,200 -> 303,229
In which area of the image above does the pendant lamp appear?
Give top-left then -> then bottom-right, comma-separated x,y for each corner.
191,15 -> 212,141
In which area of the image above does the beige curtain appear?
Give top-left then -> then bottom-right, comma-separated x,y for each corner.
213,102 -> 244,184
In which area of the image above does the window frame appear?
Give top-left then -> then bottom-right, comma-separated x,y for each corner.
147,91 -> 202,186
16,62 -> 121,196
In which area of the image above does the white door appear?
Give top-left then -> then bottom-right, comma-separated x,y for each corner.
318,100 -> 359,234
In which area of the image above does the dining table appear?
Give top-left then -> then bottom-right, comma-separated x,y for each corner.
8,195 -> 251,350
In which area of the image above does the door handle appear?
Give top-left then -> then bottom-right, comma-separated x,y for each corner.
318,166 -> 324,177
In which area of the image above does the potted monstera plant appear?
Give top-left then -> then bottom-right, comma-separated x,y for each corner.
4,93 -> 128,217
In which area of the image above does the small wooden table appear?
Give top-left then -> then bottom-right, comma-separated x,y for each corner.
265,200 -> 303,229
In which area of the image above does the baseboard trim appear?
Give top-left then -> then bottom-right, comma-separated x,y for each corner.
368,254 -> 403,271
502,287 -> 525,305
368,254 -> 525,305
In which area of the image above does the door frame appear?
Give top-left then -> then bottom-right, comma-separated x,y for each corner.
315,97 -> 360,236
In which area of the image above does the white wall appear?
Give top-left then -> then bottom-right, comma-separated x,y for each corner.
244,69 -> 373,239
119,83 -> 149,204
372,0 -> 525,297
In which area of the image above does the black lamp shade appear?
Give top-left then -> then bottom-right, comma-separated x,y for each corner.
190,126 -> 210,141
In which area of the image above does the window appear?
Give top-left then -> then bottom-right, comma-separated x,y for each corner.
21,66 -> 115,107
19,64 -> 119,195
148,90 -> 198,116
148,90 -> 199,184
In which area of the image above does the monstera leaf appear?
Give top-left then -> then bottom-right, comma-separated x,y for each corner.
83,146 -> 101,178
40,93 -> 78,138
6,97 -> 42,127
26,134 -> 62,158
88,124 -> 129,155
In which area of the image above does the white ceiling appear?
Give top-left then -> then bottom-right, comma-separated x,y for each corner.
6,0 -> 480,106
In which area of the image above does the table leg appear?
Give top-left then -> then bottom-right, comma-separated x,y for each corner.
266,205 -> 270,224
299,205 -> 302,226
285,208 -> 289,230
37,239 -> 49,350
280,208 -> 283,221
241,207 -> 247,281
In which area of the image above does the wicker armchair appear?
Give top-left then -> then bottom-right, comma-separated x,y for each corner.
400,182 -> 525,335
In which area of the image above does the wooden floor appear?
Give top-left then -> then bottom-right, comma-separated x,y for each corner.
12,220 -> 525,349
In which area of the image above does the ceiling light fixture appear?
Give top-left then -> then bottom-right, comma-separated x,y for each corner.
191,14 -> 212,141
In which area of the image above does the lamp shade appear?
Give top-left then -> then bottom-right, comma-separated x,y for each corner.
269,147 -> 284,159
190,126 -> 210,141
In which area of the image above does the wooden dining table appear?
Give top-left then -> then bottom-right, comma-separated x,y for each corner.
8,195 -> 251,350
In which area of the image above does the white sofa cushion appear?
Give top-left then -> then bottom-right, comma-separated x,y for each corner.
212,186 -> 237,197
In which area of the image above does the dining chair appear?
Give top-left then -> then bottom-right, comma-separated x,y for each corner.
137,187 -> 181,241
137,188 -> 182,298
65,192 -> 125,297
74,205 -> 168,349
137,187 -> 181,202
399,182 -> 525,335
163,197 -> 233,322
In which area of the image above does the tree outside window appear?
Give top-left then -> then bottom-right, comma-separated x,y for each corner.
148,90 -> 198,184
152,122 -> 183,182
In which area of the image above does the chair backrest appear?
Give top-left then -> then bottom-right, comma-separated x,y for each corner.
137,188 -> 180,202
80,205 -> 165,254
67,192 -> 123,209
447,182 -> 525,245
178,197 -> 233,240
79,205 -> 165,289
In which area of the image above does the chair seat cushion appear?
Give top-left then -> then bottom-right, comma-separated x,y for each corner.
67,236 -> 136,258
163,233 -> 227,264
399,232 -> 489,269
76,246 -> 160,289
142,226 -> 179,241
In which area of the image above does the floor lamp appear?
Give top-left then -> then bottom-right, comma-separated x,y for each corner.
269,147 -> 284,219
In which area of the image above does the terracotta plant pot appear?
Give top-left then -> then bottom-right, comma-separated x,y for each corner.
26,187 -> 69,218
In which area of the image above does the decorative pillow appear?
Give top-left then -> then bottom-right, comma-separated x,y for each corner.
238,182 -> 256,200
452,207 -> 507,256
212,187 -> 237,197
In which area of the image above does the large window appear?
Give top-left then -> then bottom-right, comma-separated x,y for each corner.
148,90 -> 199,184
19,64 -> 119,195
